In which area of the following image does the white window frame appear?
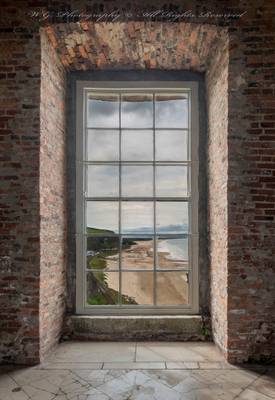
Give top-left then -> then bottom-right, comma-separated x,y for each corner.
75,81 -> 199,315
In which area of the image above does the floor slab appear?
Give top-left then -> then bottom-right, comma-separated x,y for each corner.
103,362 -> 166,370
1,342 -> 274,400
1,365 -> 274,400
47,341 -> 136,363
136,341 -> 224,362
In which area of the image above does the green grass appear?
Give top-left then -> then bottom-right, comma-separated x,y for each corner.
87,293 -> 109,305
87,270 -> 137,305
86,227 -> 137,305
87,250 -> 118,270
88,254 -> 106,270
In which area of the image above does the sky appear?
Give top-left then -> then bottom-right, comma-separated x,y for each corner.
86,92 -> 189,233
87,93 -> 188,129
86,201 -> 189,234
87,129 -> 188,162
87,164 -> 188,198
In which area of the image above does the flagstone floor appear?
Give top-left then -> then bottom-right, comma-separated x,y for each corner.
1,342 -> 274,399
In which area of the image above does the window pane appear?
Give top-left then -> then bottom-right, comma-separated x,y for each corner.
121,237 -> 154,269
121,272 -> 153,305
121,166 -> 153,197
87,130 -> 119,161
87,236 -> 119,270
86,271 -> 119,305
156,272 -> 189,305
87,94 -> 119,128
87,165 -> 119,198
121,94 -> 153,128
156,166 -> 188,197
86,201 -> 118,234
155,130 -> 188,161
155,94 -> 188,128
121,130 -> 153,161
121,202 -> 154,234
157,237 -> 188,269
87,165 -> 119,197
156,202 -> 188,234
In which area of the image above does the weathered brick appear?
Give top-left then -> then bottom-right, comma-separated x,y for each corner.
0,0 -> 274,366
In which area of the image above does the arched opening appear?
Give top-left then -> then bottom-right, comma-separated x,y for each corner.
39,21 -> 229,361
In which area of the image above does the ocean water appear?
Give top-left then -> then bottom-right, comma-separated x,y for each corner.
158,238 -> 188,260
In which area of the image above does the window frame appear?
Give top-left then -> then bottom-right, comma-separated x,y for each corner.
76,80 -> 199,315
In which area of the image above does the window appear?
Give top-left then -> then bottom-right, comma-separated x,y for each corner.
76,81 -> 199,314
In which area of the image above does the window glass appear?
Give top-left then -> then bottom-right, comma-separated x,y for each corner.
121,202 -> 154,234
157,237 -> 188,269
156,272 -> 189,305
155,94 -> 188,128
121,94 -> 153,128
156,202 -> 189,234
121,272 -> 154,305
87,94 -> 119,128
87,165 -> 119,197
86,271 -> 119,305
80,87 -> 195,311
155,130 -> 188,161
86,236 -> 119,270
121,166 -> 153,197
121,130 -> 153,161
86,201 -> 119,234
156,166 -> 189,197
121,237 -> 154,269
87,130 -> 119,161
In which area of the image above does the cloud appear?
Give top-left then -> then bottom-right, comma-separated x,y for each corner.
87,201 -> 189,234
121,96 -> 153,128
122,130 -> 153,160
121,165 -> 153,196
87,94 -> 188,130
87,165 -> 119,197
156,130 -> 188,161
156,166 -> 188,196
155,95 -> 188,128
88,130 -> 119,161
87,97 -> 119,128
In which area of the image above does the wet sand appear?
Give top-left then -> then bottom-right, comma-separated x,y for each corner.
106,240 -> 188,305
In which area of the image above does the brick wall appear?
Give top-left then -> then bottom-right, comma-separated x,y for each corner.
206,31 -> 229,356
0,25 -> 41,364
0,6 -> 67,363
0,0 -> 274,364
227,13 -> 275,362
39,31 -> 67,361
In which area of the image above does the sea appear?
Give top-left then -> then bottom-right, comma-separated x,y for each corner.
158,238 -> 188,260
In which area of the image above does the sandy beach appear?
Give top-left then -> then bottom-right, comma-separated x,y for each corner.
106,239 -> 188,305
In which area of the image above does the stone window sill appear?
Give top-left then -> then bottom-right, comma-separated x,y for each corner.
67,315 -> 206,341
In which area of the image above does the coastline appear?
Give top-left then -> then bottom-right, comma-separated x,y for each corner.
106,239 -> 188,305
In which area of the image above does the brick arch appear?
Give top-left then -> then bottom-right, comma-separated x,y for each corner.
42,21 -> 227,71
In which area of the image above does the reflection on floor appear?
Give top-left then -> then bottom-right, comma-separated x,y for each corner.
1,342 -> 275,399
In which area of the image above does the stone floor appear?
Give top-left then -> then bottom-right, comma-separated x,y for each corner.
1,342 -> 275,399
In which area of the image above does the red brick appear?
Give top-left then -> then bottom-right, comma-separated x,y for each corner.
0,0 -> 274,367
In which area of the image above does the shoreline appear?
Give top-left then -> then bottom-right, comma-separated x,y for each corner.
105,239 -> 188,305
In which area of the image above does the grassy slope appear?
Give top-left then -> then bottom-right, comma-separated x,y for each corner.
86,227 -> 137,305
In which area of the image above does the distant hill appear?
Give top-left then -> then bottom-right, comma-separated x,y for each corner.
122,224 -> 188,234
87,227 -> 116,235
87,224 -> 188,235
